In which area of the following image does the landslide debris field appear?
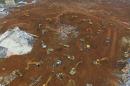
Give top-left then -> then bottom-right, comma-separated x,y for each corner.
0,0 -> 130,86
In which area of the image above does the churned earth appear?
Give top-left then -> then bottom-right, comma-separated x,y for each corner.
0,0 -> 130,86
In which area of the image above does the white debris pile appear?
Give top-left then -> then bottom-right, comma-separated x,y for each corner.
0,7 -> 9,18
29,76 -> 42,86
17,0 -> 38,7
120,58 -> 130,86
121,36 -> 130,47
58,24 -> 79,41
0,27 -> 35,58
0,69 -> 22,86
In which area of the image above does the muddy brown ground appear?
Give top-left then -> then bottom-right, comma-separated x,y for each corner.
0,0 -> 130,86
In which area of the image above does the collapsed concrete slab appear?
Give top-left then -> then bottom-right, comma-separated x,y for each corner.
0,27 -> 35,58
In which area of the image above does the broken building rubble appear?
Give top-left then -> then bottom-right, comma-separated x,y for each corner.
0,27 -> 35,58
0,7 -> 9,18
0,69 -> 22,86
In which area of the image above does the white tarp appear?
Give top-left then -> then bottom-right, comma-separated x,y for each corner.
0,27 -> 35,58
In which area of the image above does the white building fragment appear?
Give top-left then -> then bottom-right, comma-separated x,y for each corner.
5,0 -> 16,6
0,27 -> 35,58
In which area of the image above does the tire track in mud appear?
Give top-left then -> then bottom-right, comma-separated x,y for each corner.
101,27 -> 118,59
109,28 -> 118,58
101,28 -> 112,58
